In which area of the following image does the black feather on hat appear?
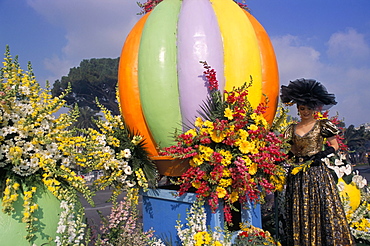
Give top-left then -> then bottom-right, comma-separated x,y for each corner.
280,78 -> 337,110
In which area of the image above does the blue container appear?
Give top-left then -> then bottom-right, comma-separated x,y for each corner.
142,188 -> 261,244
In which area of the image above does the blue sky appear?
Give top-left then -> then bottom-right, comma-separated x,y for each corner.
1,0 -> 370,127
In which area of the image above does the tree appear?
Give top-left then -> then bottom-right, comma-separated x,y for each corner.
343,125 -> 370,164
52,58 -> 120,116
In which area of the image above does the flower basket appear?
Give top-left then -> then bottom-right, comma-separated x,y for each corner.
0,187 -> 62,246
151,156 -> 190,176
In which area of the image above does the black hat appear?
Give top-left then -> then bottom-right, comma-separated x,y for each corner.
280,78 -> 337,110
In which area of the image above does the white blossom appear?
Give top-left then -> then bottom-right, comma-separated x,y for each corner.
126,180 -> 136,187
123,149 -> 131,159
353,173 -> 367,189
124,165 -> 133,175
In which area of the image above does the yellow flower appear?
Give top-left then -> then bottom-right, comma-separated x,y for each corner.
10,194 -> 18,201
242,156 -> 252,165
23,211 -> 30,219
191,155 -> 204,166
219,178 -> 232,187
224,107 -> 234,120
249,162 -> 258,175
185,128 -> 197,138
237,129 -> 249,139
9,146 -> 23,159
258,115 -> 268,127
250,112 -> 258,120
222,169 -> 231,178
270,174 -> 285,192
238,140 -> 255,154
194,231 -> 211,245
192,181 -> 201,189
12,182 -> 20,190
216,186 -> 227,198
248,124 -> 258,131
199,145 -> 214,160
230,191 -> 239,203
210,130 -> 225,143
219,149 -> 232,166
203,120 -> 214,129
195,117 -> 204,127
213,241 -> 223,246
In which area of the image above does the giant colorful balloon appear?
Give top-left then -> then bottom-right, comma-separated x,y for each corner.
118,0 -> 279,158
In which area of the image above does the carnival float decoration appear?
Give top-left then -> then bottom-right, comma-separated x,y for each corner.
118,0 -> 283,243
118,0 -> 279,161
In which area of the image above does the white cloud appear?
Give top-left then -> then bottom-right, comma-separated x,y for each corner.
271,32 -> 370,126
26,0 -> 141,80
271,35 -> 322,83
327,28 -> 370,65
43,55 -> 73,82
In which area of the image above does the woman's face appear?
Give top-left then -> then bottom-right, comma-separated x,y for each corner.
297,105 -> 315,120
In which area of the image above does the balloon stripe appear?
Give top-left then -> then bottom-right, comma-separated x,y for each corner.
177,0 -> 224,125
118,13 -> 159,157
138,0 -> 182,149
245,11 -> 279,124
210,0 -> 262,108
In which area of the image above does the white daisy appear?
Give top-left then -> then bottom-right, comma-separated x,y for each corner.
123,149 -> 131,159
124,165 -> 133,175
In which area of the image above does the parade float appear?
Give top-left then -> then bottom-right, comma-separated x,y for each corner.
118,0 -> 285,243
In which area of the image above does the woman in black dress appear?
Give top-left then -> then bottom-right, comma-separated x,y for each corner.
280,78 -> 354,246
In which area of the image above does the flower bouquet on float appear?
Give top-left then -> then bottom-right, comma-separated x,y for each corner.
142,62 -> 287,244
0,46 -> 94,245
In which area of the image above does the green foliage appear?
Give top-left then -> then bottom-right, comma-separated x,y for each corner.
51,57 -> 120,117
344,125 -> 370,164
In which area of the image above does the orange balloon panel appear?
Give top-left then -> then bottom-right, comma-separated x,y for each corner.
244,11 -> 279,124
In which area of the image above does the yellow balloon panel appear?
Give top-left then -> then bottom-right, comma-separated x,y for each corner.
210,0 -> 262,108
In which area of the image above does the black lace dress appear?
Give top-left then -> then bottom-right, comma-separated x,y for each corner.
283,119 -> 354,246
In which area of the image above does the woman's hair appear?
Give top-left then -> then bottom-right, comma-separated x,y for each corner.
280,78 -> 337,110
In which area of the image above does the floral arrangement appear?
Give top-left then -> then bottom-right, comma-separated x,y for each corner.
137,0 -> 163,15
176,199 -> 233,246
176,198 -> 281,246
343,184 -> 370,244
234,223 -> 281,246
321,148 -> 370,243
0,47 -> 157,244
55,201 -> 87,246
92,189 -> 165,246
137,0 -> 249,15
82,100 -> 158,202
161,62 -> 286,223
0,46 -> 96,243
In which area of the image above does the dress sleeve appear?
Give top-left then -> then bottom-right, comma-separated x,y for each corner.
320,119 -> 340,138
283,124 -> 294,143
